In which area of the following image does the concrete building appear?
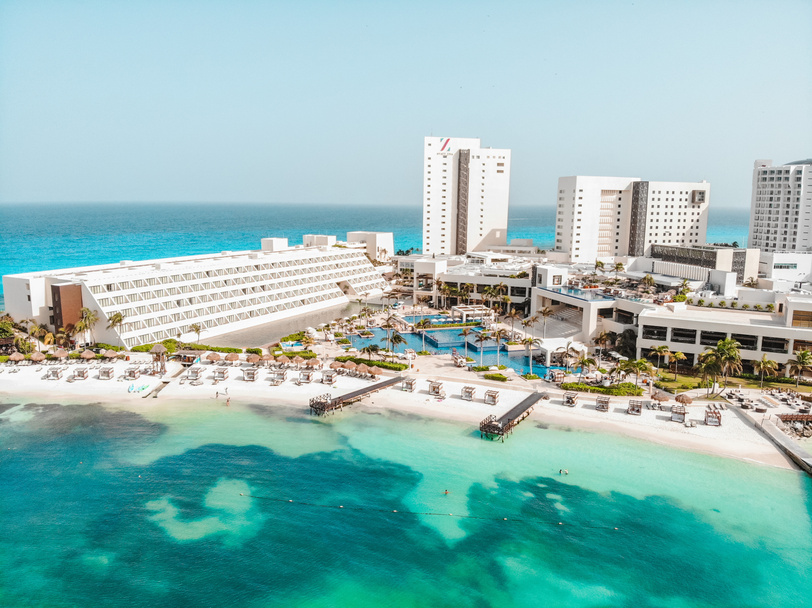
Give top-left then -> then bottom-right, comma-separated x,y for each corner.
422,136 -> 511,256
3,239 -> 386,349
554,176 -> 710,263
649,244 -> 760,284
749,159 -> 812,252
759,251 -> 812,284
346,231 -> 394,262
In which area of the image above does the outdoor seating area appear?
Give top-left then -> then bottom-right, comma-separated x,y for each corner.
564,392 -> 578,407
71,367 -> 88,381
705,408 -> 722,426
298,369 -> 315,383
402,377 -> 417,392
187,367 -> 203,381
242,368 -> 259,382
461,385 -> 476,401
595,395 -> 610,412
322,369 -> 338,384
213,367 -> 229,382
671,404 -> 687,423
428,381 -> 445,397
99,366 -> 114,380
484,389 -> 500,405
627,400 -> 642,415
124,367 -> 141,381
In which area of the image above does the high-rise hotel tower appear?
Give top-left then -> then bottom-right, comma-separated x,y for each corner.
749,159 -> 812,252
422,137 -> 511,255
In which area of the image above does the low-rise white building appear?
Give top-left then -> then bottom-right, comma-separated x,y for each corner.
3,239 -> 386,348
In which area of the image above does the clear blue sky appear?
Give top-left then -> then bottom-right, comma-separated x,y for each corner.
0,0 -> 809,208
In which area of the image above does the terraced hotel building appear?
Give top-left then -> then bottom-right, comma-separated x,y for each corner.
3,239 -> 386,348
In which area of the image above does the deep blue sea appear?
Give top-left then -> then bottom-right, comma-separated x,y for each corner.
0,202 -> 749,310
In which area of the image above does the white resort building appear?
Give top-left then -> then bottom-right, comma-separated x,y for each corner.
3,238 -> 386,349
748,158 -> 812,253
422,136 -> 511,256
554,176 -> 710,263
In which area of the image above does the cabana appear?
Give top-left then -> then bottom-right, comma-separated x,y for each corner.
321,369 -> 338,384
428,381 -> 444,396
124,367 -> 141,380
213,367 -> 229,382
484,390 -> 500,405
461,386 -> 476,401
270,369 -> 288,385
596,395 -> 610,412
150,344 -> 167,375
671,405 -> 687,423
242,368 -> 259,382
298,369 -> 315,383
187,367 -> 203,380
705,409 -> 722,426
551,370 -> 566,383
627,400 -> 643,416
72,367 -> 89,380
174,350 -> 201,366
564,392 -> 579,407
99,367 -> 114,380
44,368 -> 63,380
402,377 -> 417,392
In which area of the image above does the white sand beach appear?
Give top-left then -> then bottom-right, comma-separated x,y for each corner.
0,349 -> 799,472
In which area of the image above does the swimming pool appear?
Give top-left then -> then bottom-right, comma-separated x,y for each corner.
281,341 -> 303,349
345,328 -> 559,378
401,314 -> 479,326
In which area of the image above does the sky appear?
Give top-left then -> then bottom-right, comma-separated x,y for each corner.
0,0 -> 810,208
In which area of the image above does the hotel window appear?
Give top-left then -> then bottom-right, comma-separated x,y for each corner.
792,310 -> 812,327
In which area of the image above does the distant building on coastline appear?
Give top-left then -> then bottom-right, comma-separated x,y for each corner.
553,176 -> 710,263
748,158 -> 812,252
422,136 -> 511,256
2,239 -> 386,349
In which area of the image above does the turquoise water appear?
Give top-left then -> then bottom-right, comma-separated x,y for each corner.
1,395 -> 810,607
0,203 -> 750,310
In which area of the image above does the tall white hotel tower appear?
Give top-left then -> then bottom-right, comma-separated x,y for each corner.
422,136 -> 511,255
749,159 -> 812,252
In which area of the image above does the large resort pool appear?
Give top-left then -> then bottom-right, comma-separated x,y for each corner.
345,327 -> 559,378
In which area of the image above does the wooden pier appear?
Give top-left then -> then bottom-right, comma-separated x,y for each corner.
309,376 -> 402,416
479,392 -> 544,441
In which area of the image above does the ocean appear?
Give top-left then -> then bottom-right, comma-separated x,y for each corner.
0,202 -> 750,311
0,396 -> 810,607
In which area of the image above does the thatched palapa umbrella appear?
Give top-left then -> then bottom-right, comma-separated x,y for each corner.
206,352 -> 221,363
343,361 -> 357,371
150,344 -> 168,355
104,349 -> 120,359
224,353 -> 240,363
54,349 -> 69,359
651,391 -> 669,402
9,351 -> 25,362
30,351 -> 46,362
261,354 -> 275,367
369,366 -> 382,376
276,355 -> 291,366
246,353 -> 261,364
329,361 -> 344,370
675,393 -> 693,405
80,349 -> 96,360
305,358 -> 321,368
356,363 -> 370,375
292,356 -> 305,369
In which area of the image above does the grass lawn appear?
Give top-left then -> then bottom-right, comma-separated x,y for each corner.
655,371 -> 812,394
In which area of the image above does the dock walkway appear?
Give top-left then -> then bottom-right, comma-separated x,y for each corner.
480,392 -> 544,441
309,376 -> 401,415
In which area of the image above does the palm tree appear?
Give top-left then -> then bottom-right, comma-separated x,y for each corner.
521,337 -> 542,377
677,278 -> 691,295
706,338 -> 742,394
620,358 -> 653,387
593,330 -> 613,369
492,328 -> 508,367
390,331 -> 407,353
79,307 -> 100,346
380,313 -> 398,352
594,260 -> 605,275
416,318 -> 432,352
695,352 -> 721,396
787,349 -> 812,388
616,328 -> 637,360
458,327 -> 473,361
462,283 -> 475,304
538,306 -> 554,339
475,331 -> 490,367
670,351 -> 686,380
743,277 -> 758,288
108,312 -> 128,347
640,274 -> 656,290
500,295 -> 511,315
752,354 -> 778,389
575,354 -> 597,382
613,262 -> 625,279
650,345 -> 671,375
505,308 -> 522,335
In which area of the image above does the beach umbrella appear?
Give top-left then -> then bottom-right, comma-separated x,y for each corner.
30,351 -> 46,362
675,393 -> 693,405
80,349 -> 96,360
150,344 -> 168,355
651,391 -> 669,402
369,366 -> 382,376
9,351 -> 24,362
224,353 -> 240,362
356,363 -> 370,374
343,361 -> 357,371
103,349 -> 119,359
277,355 -> 291,365
246,353 -> 261,364
54,349 -> 69,359
206,352 -> 221,362
306,358 -> 321,367
329,361 -> 344,370
292,356 -> 305,368
261,354 -> 275,367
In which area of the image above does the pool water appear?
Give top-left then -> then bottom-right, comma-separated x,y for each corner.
346,328 -> 556,378
280,341 -> 303,349
402,314 -> 478,326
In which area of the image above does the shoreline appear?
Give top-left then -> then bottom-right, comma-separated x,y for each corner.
0,357 -> 799,473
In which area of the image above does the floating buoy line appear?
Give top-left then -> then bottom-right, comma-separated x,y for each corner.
241,494 -> 620,530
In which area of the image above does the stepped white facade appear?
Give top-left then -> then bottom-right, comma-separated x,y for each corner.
3,240 -> 386,349
422,136 -> 511,255
748,158 -> 812,252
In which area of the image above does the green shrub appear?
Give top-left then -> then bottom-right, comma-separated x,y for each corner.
273,350 -> 317,359
334,332 -> 344,338
94,343 -> 125,351
465,357 -> 474,362
416,350 -> 431,356
737,372 -> 812,387
337,338 -> 351,345
424,321 -> 480,329
497,365 -> 507,370
560,382 -> 643,396
484,373 -> 508,382
472,365 -> 490,372
280,331 -> 307,342
523,374 -> 540,380
334,356 -> 407,371
246,348 -> 263,355
672,294 -> 687,302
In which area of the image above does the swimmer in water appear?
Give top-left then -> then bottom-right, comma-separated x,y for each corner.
444,490 -> 449,495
